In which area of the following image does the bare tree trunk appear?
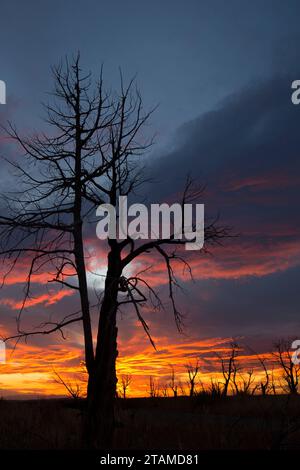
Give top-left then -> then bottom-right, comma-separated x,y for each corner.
73,63 -> 94,376
223,378 -> 230,397
85,246 -> 121,448
73,228 -> 94,374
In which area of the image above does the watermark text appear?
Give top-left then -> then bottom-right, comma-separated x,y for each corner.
96,196 -> 204,251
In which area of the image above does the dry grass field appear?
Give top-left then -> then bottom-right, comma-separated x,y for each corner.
1,395 -> 300,450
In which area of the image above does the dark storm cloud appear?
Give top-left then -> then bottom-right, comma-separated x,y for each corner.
185,265 -> 300,337
148,75 -> 300,203
128,75 -> 300,341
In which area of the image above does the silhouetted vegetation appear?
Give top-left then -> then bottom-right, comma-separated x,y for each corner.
0,393 -> 300,450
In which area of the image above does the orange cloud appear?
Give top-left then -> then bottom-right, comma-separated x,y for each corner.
0,289 -> 75,310
126,237 -> 300,288
0,325 -> 289,399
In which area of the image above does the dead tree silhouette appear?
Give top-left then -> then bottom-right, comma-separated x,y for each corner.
169,364 -> 179,397
218,342 -> 239,397
0,54 -> 228,448
120,374 -> 132,399
53,369 -> 84,400
234,369 -> 257,396
148,376 -> 159,398
186,359 -> 200,397
227,346 -> 258,396
273,339 -> 300,394
244,344 -> 272,396
257,355 -> 270,396
270,366 -> 277,395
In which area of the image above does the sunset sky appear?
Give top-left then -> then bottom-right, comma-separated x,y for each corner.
0,0 -> 300,398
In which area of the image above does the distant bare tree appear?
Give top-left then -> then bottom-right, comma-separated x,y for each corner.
230,359 -> 240,394
120,374 -> 132,399
234,369 -> 257,395
148,376 -> 159,398
270,366 -> 277,395
257,356 -> 270,396
186,359 -> 200,397
168,365 -> 179,397
53,370 -> 84,400
245,345 -> 271,396
273,339 -> 300,394
218,342 -> 239,397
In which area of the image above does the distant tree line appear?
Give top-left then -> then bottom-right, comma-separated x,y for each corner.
54,338 -> 300,400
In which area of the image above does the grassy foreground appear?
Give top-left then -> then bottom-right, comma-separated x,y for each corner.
0,395 -> 300,450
